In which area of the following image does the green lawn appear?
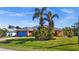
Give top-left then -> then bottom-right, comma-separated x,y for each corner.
0,36 -> 78,51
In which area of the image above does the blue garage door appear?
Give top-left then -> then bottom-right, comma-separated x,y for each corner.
17,31 -> 27,37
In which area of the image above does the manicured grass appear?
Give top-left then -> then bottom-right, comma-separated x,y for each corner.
0,36 -> 78,51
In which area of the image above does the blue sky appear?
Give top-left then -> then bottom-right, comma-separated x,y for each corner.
0,7 -> 78,28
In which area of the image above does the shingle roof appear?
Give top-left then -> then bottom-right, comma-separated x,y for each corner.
16,28 -> 33,31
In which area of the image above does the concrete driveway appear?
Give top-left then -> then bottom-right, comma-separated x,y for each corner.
0,48 -> 15,51
0,37 -> 16,51
0,38 -> 13,41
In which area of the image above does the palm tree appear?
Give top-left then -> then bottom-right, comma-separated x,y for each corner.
33,7 -> 46,27
44,11 -> 59,39
33,7 -> 48,40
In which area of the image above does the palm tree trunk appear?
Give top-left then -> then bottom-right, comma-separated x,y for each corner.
49,21 -> 51,32
40,18 -> 44,27
48,21 -> 54,39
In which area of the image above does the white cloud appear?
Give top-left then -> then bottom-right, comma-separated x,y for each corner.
59,20 -> 63,23
8,13 -> 24,16
60,8 -> 75,14
0,10 -> 10,14
65,15 -> 75,20
0,10 -> 25,16
58,14 -> 77,24
0,10 -> 34,16
17,20 -> 38,27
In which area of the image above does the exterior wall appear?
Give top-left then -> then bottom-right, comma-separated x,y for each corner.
28,31 -> 33,36
6,31 -> 16,37
54,30 -> 64,37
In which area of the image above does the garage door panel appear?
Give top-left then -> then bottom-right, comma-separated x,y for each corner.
17,31 -> 27,37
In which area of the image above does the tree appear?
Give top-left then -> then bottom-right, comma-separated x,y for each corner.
63,27 -> 74,37
71,21 -> 79,44
8,25 -> 15,29
0,28 -> 8,37
16,26 -> 21,29
44,11 -> 59,39
72,22 -> 78,36
33,7 -> 46,27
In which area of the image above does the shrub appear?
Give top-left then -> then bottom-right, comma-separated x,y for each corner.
47,28 -> 55,40
63,27 -> 74,37
33,26 -> 48,40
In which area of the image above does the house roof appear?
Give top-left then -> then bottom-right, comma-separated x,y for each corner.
7,27 -> 34,32
16,28 -> 33,31
55,28 -> 62,31
7,29 -> 16,31
7,27 -> 63,32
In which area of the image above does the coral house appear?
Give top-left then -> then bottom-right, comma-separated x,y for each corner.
6,28 -> 33,37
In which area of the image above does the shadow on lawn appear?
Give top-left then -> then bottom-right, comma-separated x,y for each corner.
0,38 -> 36,44
47,43 -> 77,49
0,38 -> 52,44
